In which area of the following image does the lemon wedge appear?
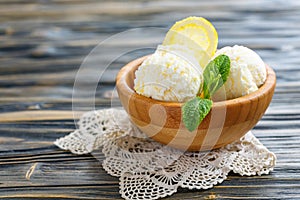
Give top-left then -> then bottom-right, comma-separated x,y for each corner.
163,16 -> 218,68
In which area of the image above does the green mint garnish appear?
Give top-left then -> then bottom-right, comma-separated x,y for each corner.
182,54 -> 230,132
203,54 -> 231,99
182,97 -> 212,132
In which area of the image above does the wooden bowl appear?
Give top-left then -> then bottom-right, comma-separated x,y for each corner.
116,56 -> 276,151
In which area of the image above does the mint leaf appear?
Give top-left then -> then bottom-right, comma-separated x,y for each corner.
182,97 -> 213,132
181,54 -> 230,132
203,54 -> 230,99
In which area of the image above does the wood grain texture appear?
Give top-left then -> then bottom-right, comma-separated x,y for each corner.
0,0 -> 300,199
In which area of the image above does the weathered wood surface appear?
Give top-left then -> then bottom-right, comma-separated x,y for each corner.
0,0 -> 300,199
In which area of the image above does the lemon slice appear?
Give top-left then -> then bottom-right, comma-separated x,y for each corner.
163,16 -> 218,68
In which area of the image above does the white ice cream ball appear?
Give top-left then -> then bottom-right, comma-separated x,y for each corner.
134,45 -> 202,102
213,45 -> 267,100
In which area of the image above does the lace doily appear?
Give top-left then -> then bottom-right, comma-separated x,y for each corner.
54,108 -> 276,200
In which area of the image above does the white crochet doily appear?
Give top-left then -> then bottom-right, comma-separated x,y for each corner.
54,108 -> 276,200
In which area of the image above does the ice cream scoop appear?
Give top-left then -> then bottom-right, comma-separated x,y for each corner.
212,45 -> 267,100
134,45 -> 203,102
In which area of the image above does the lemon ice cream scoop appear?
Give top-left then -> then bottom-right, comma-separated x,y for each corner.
213,45 -> 267,100
134,45 -> 202,102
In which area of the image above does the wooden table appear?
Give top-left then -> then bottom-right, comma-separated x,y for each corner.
1,0 -> 300,199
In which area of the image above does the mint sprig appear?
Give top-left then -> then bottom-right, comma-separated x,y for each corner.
182,97 -> 212,132
182,54 -> 230,132
203,54 -> 231,99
